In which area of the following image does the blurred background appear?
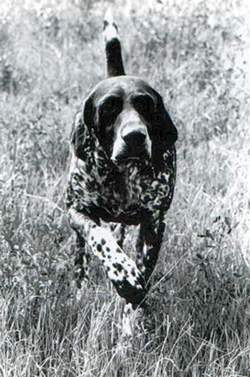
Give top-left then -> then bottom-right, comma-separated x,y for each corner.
0,1 -> 249,376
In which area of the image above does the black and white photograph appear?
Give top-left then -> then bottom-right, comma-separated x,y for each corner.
0,0 -> 249,376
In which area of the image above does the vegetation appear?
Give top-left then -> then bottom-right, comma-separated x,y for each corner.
0,0 -> 249,376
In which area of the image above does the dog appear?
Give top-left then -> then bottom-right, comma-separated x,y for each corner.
66,12 -> 178,314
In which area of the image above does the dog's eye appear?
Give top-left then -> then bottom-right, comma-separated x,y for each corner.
100,96 -> 123,118
133,94 -> 155,116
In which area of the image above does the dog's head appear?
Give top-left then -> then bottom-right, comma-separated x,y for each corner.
72,76 -> 177,167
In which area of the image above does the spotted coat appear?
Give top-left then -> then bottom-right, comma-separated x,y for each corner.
66,118 -> 176,307
66,15 -> 177,311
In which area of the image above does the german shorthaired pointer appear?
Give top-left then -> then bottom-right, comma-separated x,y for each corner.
66,12 -> 177,322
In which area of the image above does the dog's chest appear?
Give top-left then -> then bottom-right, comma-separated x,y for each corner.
104,164 -> 145,211
88,162 -> 148,213
68,149 -> 173,219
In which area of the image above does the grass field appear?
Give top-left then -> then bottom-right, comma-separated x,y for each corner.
0,0 -> 249,376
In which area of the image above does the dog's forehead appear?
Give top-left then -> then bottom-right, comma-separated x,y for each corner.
91,76 -> 155,101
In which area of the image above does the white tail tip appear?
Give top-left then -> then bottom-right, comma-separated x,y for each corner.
103,9 -> 119,43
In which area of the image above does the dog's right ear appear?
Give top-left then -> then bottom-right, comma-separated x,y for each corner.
71,95 -> 95,160
71,111 -> 86,160
83,93 -> 95,128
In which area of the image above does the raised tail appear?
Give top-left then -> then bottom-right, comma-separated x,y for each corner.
103,9 -> 125,77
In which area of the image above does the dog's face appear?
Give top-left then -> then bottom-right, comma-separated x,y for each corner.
74,76 -> 177,166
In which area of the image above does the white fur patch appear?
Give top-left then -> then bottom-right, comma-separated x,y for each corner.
103,9 -> 119,43
111,108 -> 152,161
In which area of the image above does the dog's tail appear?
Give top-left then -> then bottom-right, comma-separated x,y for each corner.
103,9 -> 125,77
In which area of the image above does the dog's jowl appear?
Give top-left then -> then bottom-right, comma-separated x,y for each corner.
66,12 -> 178,313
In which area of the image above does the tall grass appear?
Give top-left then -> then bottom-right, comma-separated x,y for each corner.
0,0 -> 249,376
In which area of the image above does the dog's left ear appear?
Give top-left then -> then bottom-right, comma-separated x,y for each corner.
150,90 -> 177,169
152,90 -> 178,146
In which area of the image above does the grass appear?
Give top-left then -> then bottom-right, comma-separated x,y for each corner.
0,0 -> 249,376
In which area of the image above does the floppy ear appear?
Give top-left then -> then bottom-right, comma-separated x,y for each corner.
83,93 -> 95,129
152,91 -> 178,146
71,95 -> 95,160
151,91 -> 178,168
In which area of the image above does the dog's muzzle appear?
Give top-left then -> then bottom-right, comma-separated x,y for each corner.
122,126 -> 146,152
111,124 -> 151,163
111,108 -> 152,163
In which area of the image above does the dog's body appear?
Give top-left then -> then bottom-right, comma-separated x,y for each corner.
66,13 -> 177,310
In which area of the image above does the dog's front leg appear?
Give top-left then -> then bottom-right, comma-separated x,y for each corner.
138,211 -> 166,286
68,208 -> 146,308
73,230 -> 90,288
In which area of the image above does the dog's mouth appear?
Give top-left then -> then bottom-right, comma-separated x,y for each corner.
111,149 -> 150,165
110,121 -> 152,165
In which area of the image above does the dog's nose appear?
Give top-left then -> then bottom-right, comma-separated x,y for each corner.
122,130 -> 146,148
